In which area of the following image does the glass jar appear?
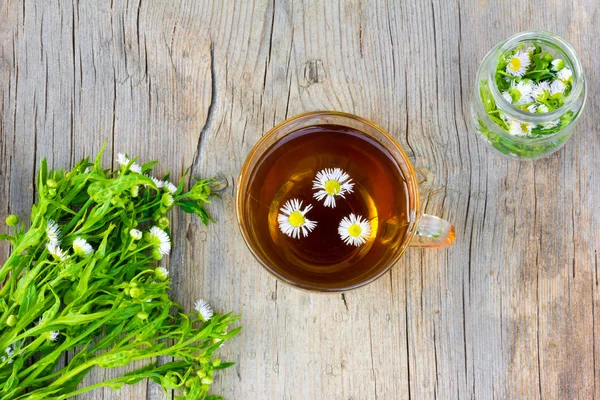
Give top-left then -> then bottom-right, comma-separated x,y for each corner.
469,31 -> 586,160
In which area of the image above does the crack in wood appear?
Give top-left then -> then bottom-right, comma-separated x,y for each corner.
191,39 -> 217,178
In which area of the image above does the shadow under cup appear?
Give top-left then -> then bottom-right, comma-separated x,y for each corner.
236,112 -> 421,292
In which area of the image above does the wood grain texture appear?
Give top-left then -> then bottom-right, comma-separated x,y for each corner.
1,0 -> 599,398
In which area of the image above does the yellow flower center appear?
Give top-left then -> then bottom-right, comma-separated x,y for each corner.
288,211 -> 305,227
324,180 -> 341,195
348,224 -> 362,237
508,57 -> 521,71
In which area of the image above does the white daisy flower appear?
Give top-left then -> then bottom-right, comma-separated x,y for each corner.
537,104 -> 549,113
550,80 -> 566,95
155,266 -> 169,280
526,104 -> 537,113
557,67 -> 572,82
277,199 -> 317,239
194,299 -> 214,322
129,229 -> 143,240
147,226 -> 171,255
164,181 -> 178,194
542,120 -> 560,130
46,219 -> 62,246
531,82 -> 551,102
117,153 -> 142,174
312,168 -> 355,208
145,174 -> 164,189
46,243 -> 67,261
508,119 -> 533,137
73,238 -> 93,257
46,331 -> 60,342
338,213 -> 372,247
502,91 -> 512,103
509,80 -> 534,105
551,59 -> 565,71
1,346 -> 13,364
505,50 -> 531,77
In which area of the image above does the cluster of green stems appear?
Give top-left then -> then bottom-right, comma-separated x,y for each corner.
0,149 -> 239,400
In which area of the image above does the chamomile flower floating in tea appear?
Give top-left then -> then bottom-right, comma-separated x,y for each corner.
195,299 -> 214,322
312,168 -> 355,208
278,199 -> 317,239
73,237 -> 93,257
338,213 -> 372,247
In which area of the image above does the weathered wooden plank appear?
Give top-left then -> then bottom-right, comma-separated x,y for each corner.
1,0 -> 600,399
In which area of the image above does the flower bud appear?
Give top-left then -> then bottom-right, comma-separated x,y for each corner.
201,376 -> 213,385
185,377 -> 199,387
197,370 -> 207,378
155,267 -> 169,281
212,358 -> 221,367
151,248 -> 163,260
130,185 -> 139,197
161,193 -> 174,208
128,243 -> 137,251
47,179 -> 57,188
166,371 -> 178,384
201,384 -> 210,392
48,188 -> 57,198
129,287 -> 144,298
137,311 -> 149,320
552,59 -> 565,71
6,315 -> 17,327
199,356 -> 210,364
5,215 -> 18,227
129,229 -> 142,240
157,216 -> 170,229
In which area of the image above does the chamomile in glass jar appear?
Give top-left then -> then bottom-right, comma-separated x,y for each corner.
470,31 -> 586,160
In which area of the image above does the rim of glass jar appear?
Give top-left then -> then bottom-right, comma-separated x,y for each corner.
487,30 -> 585,124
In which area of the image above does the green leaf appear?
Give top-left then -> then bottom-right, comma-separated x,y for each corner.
96,350 -> 137,368
177,201 -> 213,225
41,289 -> 61,322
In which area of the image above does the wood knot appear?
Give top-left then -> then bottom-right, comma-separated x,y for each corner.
304,59 -> 326,85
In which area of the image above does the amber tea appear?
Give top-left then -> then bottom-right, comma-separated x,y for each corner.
239,124 -> 413,290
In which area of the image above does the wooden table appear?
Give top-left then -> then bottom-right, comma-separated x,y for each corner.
1,1 -> 599,398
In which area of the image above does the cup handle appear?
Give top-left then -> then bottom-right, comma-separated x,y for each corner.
408,214 -> 455,248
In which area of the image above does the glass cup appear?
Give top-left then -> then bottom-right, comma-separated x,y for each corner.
236,112 -> 455,292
